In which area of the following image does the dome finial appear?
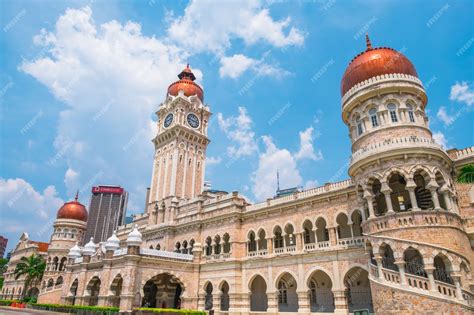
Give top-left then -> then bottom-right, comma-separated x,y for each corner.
75,190 -> 79,201
365,33 -> 372,51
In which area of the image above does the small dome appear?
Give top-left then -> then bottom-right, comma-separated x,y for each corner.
68,242 -> 82,258
167,64 -> 204,101
126,225 -> 142,246
57,192 -> 88,222
105,231 -> 120,251
341,35 -> 418,96
82,237 -> 97,255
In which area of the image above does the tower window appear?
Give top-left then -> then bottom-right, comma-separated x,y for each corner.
369,108 -> 378,127
388,103 -> 398,122
407,105 -> 415,122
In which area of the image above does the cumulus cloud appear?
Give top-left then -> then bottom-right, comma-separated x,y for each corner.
167,0 -> 304,54
219,53 -> 290,79
205,156 -> 222,166
450,82 -> 474,106
251,136 -> 302,200
20,7 -> 190,209
295,126 -> 323,161
436,106 -> 455,126
433,131 -> 449,149
0,178 -> 64,247
217,107 -> 258,158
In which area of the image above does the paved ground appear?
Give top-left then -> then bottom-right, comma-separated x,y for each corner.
0,306 -> 69,315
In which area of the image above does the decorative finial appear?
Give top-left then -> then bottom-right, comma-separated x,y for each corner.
366,33 -> 372,51
75,190 -> 79,201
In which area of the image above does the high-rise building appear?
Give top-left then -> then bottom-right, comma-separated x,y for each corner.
0,236 -> 8,258
84,185 -> 128,243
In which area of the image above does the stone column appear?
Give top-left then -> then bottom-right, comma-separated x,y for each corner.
439,185 -> 453,211
381,183 -> 394,213
266,237 -> 273,254
297,290 -> 310,314
406,180 -> 419,211
267,291 -> 278,313
424,265 -> 437,292
427,183 -> 441,210
328,226 -> 338,247
451,274 -> 464,301
333,289 -> 349,315
365,196 -> 375,218
296,232 -> 304,252
374,255 -> 384,281
395,260 -> 407,285
214,293 -> 221,313
348,223 -> 354,239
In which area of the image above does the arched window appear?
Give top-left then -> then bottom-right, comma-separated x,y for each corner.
407,104 -> 415,122
387,103 -> 398,123
356,115 -> 363,136
369,108 -> 378,127
248,232 -> 257,252
274,228 -> 284,249
278,281 -> 288,305
205,237 -> 212,256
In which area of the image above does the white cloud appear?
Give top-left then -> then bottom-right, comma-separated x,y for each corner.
20,7 -> 189,209
295,126 -> 323,161
219,54 -> 257,79
251,136 -> 302,201
0,178 -> 64,248
219,53 -> 290,79
217,107 -> 258,158
64,168 -> 80,193
433,131 -> 449,149
450,82 -> 474,106
205,156 -> 222,165
436,106 -> 455,126
167,0 -> 304,54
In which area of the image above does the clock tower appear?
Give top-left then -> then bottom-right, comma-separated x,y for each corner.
147,65 -> 211,223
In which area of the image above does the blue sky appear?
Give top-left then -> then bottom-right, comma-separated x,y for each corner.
1,0 -> 473,253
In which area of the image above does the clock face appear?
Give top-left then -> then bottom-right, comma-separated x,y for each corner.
187,113 -> 200,128
164,113 -> 173,128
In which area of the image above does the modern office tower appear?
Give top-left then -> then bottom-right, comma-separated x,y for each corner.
84,185 -> 128,243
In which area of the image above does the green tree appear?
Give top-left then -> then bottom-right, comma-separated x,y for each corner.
457,164 -> 474,184
0,258 -> 8,290
13,255 -> 46,298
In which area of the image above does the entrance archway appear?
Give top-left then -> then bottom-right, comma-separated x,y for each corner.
344,267 -> 373,313
276,273 -> 298,312
250,275 -> 267,311
86,277 -> 101,306
142,273 -> 183,309
307,270 -> 334,313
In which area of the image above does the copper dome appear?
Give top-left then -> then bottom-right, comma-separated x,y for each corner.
341,35 -> 418,96
167,64 -> 204,101
56,192 -> 88,222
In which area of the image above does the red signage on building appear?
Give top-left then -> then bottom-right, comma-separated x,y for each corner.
92,186 -> 124,194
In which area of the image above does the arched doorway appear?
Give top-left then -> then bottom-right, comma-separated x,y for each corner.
380,243 -> 398,271
276,273 -> 298,312
67,279 -> 78,305
142,273 -> 183,309
220,281 -> 229,311
204,282 -> 213,310
250,275 -> 267,311
86,277 -> 101,306
414,170 -> 434,210
308,270 -> 334,313
388,173 -> 410,212
433,254 -> 453,285
344,267 -> 373,313
109,275 -> 123,307
370,178 -> 386,216
336,213 -> 351,239
404,247 -> 427,278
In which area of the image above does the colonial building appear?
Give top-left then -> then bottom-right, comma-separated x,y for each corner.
2,36 -> 474,314
0,233 -> 49,300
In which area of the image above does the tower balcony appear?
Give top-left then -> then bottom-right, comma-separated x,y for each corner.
350,136 -> 444,170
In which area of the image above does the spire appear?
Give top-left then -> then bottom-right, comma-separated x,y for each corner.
277,170 -> 280,191
75,190 -> 79,201
365,33 -> 372,51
